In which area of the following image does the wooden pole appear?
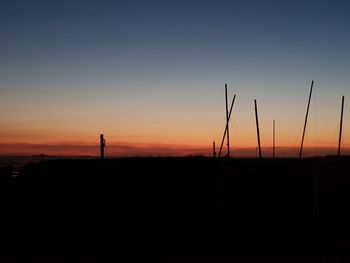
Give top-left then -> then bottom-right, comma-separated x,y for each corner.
254,99 -> 262,159
100,134 -> 105,160
299,80 -> 314,159
218,94 -> 236,157
225,84 -> 230,158
273,120 -> 275,159
213,141 -> 216,158
338,95 -> 345,157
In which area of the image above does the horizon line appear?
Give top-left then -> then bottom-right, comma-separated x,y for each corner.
0,142 -> 349,158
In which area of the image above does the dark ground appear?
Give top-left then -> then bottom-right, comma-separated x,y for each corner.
0,157 -> 350,262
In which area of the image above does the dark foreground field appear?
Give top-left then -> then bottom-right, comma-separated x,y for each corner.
1,157 -> 350,262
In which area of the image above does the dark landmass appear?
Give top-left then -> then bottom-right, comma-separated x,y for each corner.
0,157 -> 350,262
0,155 -> 95,171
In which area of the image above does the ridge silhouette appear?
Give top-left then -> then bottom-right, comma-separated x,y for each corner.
0,157 -> 350,262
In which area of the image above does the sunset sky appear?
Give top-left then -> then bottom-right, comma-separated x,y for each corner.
0,0 -> 350,157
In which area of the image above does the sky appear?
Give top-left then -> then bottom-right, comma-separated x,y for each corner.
0,0 -> 350,157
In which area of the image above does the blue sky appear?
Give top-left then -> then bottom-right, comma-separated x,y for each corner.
0,0 -> 350,156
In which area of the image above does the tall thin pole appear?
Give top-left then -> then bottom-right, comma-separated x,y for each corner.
254,99 -> 262,159
100,134 -> 105,160
218,94 -> 236,157
299,80 -> 314,159
213,141 -> 216,158
338,95 -> 345,157
225,84 -> 230,158
273,120 -> 275,159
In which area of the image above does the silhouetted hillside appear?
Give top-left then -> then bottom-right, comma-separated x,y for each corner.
1,157 -> 350,262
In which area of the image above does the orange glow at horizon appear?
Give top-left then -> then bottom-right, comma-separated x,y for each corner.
1,109 -> 349,157
1,80 -> 349,157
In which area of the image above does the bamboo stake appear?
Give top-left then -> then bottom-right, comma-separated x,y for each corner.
255,99 -> 262,159
213,141 -> 216,158
273,120 -> 275,158
218,94 -> 236,157
299,80 -> 314,159
225,84 -> 230,158
338,96 -> 345,157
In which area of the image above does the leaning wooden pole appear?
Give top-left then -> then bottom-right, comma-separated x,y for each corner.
273,120 -> 276,158
218,94 -> 236,157
299,80 -> 314,159
338,95 -> 345,157
254,99 -> 262,159
225,84 -> 230,158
